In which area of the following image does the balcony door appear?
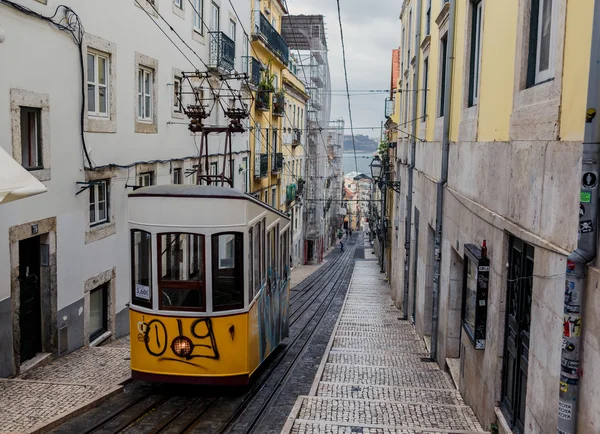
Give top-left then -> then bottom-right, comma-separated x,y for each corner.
211,2 -> 220,32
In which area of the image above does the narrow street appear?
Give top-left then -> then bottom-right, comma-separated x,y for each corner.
47,235 -> 359,434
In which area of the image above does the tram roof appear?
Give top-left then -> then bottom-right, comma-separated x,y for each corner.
129,185 -> 290,220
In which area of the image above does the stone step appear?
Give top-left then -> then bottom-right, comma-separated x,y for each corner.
326,352 -> 439,370
315,383 -> 465,405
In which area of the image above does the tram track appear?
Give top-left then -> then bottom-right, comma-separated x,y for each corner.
50,234 -> 359,434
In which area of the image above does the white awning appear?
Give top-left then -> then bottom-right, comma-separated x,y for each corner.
0,146 -> 47,205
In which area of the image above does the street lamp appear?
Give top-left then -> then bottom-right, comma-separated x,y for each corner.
370,156 -> 383,183
369,156 -> 401,193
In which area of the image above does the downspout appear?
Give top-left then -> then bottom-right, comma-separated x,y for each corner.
402,0 -> 422,320
430,0 -> 455,361
557,2 -> 600,432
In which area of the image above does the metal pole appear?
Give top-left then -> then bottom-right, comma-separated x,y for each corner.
558,1 -> 600,430
381,181 -> 387,273
402,0 -> 422,320
430,0 -> 455,362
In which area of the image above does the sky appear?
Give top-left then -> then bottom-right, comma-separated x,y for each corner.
286,0 -> 401,140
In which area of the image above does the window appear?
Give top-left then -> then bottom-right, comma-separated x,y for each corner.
272,187 -> 277,209
210,161 -> 218,177
212,233 -> 244,311
174,76 -> 182,112
132,230 -> 152,308
229,159 -> 235,188
159,233 -> 205,310
426,0 -> 431,35
529,0 -> 556,85
229,19 -> 236,41
87,52 -> 109,117
469,1 -> 483,106
252,221 -> 263,297
173,168 -> 182,184
211,2 -> 220,32
271,17 -> 277,30
90,284 -> 108,341
242,157 -> 249,192
193,0 -> 203,33
138,67 -> 153,121
407,9 -> 412,63
20,107 -> 42,170
423,58 -> 429,116
90,180 -> 109,226
138,172 -> 154,186
174,0 -> 182,8
439,35 -> 448,117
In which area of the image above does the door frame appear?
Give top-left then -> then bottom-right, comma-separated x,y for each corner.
9,217 -> 58,375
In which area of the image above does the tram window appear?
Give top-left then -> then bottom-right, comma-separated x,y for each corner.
131,230 -> 152,308
158,233 -> 205,310
249,227 -> 253,298
212,233 -> 244,311
254,222 -> 262,296
261,219 -> 266,284
268,227 -> 276,278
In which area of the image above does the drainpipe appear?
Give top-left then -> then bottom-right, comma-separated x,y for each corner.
402,0 -> 422,320
558,2 -> 600,432
430,0 -> 455,361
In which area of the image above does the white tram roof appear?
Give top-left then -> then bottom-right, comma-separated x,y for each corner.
129,185 -> 290,230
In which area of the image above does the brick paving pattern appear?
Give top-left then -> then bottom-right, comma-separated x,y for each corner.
282,256 -> 488,434
0,338 -> 130,433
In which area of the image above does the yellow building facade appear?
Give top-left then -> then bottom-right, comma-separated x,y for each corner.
388,1 -> 599,433
248,0 -> 290,210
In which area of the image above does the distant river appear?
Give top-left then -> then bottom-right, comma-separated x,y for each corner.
343,152 -> 375,176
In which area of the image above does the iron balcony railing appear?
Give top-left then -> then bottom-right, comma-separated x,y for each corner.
292,129 -> 301,146
271,152 -> 283,173
252,11 -> 289,65
256,89 -> 270,111
242,56 -> 262,86
209,31 -> 235,72
273,91 -> 285,117
259,154 -> 268,177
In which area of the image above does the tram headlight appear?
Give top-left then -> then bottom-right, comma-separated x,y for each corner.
171,336 -> 193,358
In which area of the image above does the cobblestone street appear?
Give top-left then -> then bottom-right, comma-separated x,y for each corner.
282,248 -> 488,434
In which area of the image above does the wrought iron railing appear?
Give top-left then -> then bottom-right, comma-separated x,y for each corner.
260,153 -> 268,177
256,89 -> 270,111
273,91 -> 285,117
286,184 -> 297,203
242,56 -> 262,86
272,152 -> 283,173
292,129 -> 301,146
209,31 -> 235,72
252,11 -> 289,65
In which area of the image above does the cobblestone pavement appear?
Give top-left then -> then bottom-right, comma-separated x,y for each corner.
282,257 -> 488,434
0,338 -> 130,433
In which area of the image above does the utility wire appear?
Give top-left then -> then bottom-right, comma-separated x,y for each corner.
335,0 -> 358,173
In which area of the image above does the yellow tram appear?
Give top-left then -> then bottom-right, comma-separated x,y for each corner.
128,185 -> 291,385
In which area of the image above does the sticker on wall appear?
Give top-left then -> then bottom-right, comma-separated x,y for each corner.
560,381 -> 568,393
582,172 -> 597,189
558,401 -> 573,420
580,204 -> 586,218
580,220 -> 594,234
581,191 -> 592,203
563,315 -> 581,338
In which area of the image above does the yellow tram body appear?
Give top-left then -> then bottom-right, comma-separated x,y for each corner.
128,186 -> 291,385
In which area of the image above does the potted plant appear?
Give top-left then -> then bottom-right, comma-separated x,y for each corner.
257,64 -> 275,111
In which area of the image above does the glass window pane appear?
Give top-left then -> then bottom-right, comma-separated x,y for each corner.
90,286 -> 106,339
88,84 -> 96,112
160,234 -> 204,281
98,57 -> 106,85
87,54 -> 95,83
212,233 -> 243,311
145,71 -> 151,94
145,96 -> 151,118
161,287 -> 203,308
98,200 -> 106,221
464,259 -> 477,332
99,86 -> 107,114
539,0 -> 552,72
138,70 -> 143,94
132,230 -> 152,306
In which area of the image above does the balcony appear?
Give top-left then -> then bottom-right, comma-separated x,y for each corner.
271,152 -> 283,174
208,31 -> 235,72
292,129 -> 301,147
273,91 -> 285,117
243,56 -> 262,86
256,89 -> 270,111
255,153 -> 268,178
252,11 -> 289,65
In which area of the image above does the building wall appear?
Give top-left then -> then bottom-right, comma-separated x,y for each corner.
0,0 -> 250,377
390,0 -> 598,432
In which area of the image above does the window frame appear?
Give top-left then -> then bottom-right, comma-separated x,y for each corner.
468,0 -> 484,107
131,230 -> 153,309
174,0 -> 182,8
20,107 -> 43,171
173,76 -> 182,113
89,283 -> 108,341
87,51 -> 109,117
211,232 -> 244,312
533,0 -> 556,85
138,172 -> 154,186
157,232 -> 207,312
138,66 -> 153,121
438,34 -> 448,118
173,168 -> 182,184
422,57 -> 429,117
193,0 -> 204,34
210,1 -> 220,32
229,19 -> 236,42
90,180 -> 110,227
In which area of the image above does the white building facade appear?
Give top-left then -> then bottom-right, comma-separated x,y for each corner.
0,0 -> 251,377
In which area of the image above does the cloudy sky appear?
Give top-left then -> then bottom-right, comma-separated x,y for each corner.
287,0 -> 401,139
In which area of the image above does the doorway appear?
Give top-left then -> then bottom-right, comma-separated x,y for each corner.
501,236 -> 534,434
18,236 -> 42,363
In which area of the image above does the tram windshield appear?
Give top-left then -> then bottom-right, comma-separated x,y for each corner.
158,233 -> 205,310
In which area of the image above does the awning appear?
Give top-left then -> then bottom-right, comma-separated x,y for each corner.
0,146 -> 47,205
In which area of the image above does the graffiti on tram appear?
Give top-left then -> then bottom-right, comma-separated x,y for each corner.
257,267 -> 291,362
137,317 -> 219,367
